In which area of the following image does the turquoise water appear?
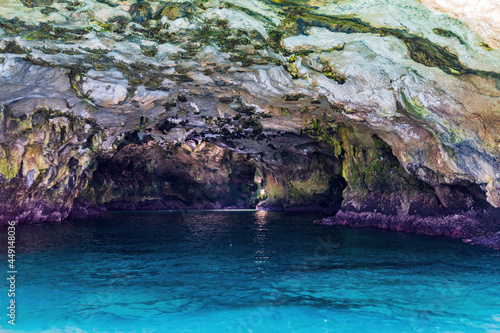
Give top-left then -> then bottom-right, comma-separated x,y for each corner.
1,210 -> 500,332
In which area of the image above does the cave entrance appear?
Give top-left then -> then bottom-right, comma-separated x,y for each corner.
78,139 -> 258,211
74,133 -> 347,216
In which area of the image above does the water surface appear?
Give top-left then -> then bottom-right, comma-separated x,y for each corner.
1,211 -> 499,332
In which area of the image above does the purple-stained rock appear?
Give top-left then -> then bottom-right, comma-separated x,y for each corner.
315,210 -> 500,248
68,198 -> 106,220
256,201 -> 284,212
464,232 -> 500,250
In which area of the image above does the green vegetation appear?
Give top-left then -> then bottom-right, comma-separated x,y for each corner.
0,41 -> 30,55
140,44 -> 158,57
284,93 -> 305,101
0,0 -> 498,83
433,28 -> 465,45
255,9 -> 500,80
194,19 -> 253,53
155,2 -> 195,21
129,1 -> 153,23
400,91 -> 431,120
0,18 -> 92,42
20,0 -> 53,8
322,65 -> 347,84
40,6 -> 59,15
339,127 -> 429,198
280,107 -> 291,116
302,117 -> 342,157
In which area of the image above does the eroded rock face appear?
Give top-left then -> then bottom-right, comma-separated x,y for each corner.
0,0 -> 500,246
0,63 -> 101,222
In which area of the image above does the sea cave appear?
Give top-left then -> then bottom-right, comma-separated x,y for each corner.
0,0 -> 500,331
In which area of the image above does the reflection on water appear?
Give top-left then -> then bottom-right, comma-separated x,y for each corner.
0,210 -> 499,333
253,211 -> 270,272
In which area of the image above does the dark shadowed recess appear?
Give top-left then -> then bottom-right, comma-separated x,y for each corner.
71,132 -> 348,217
70,129 -> 499,224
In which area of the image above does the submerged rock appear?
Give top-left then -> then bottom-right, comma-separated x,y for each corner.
316,210 -> 500,249
465,231 -> 500,250
316,210 -> 488,238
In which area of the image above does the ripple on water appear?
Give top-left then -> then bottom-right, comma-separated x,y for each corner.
1,211 -> 499,333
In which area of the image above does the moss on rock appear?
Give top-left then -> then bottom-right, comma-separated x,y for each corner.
20,0 -> 53,8
129,1 -> 153,23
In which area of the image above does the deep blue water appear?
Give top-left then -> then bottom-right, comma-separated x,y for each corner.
1,210 -> 500,332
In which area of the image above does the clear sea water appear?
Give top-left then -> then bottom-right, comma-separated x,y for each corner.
1,210 -> 499,333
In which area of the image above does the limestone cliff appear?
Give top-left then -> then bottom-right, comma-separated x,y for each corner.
0,0 -> 499,248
